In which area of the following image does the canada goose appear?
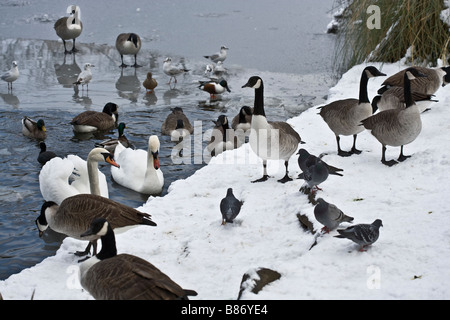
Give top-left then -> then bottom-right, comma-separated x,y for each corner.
232,106 -> 253,131
143,72 -> 157,94
116,33 -> 142,68
1,61 -> 19,91
242,76 -> 304,183
220,188 -> 244,225
161,107 -> 194,137
54,5 -> 82,54
163,57 -> 189,84
38,142 -> 57,165
361,68 -> 426,166
207,115 -> 238,157
95,122 -> 131,155
198,79 -> 231,100
70,102 -> 119,133
39,147 -> 119,205
22,116 -> 47,140
79,217 -> 197,300
73,63 -> 94,91
36,195 -> 156,257
372,86 -> 437,113
318,66 -> 386,157
111,135 -> 164,195
204,45 -> 229,63
378,66 -> 450,95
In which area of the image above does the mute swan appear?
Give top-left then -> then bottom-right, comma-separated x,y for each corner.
111,135 -> 164,195
39,147 -> 119,205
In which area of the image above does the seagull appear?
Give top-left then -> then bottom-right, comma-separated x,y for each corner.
220,188 -> 244,225
198,79 -> 231,100
335,219 -> 383,251
163,57 -> 189,84
297,148 -> 343,177
314,198 -> 354,233
204,45 -> 229,63
74,63 -> 94,91
1,61 -> 19,92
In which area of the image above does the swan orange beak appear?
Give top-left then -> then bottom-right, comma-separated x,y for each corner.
106,155 -> 120,168
152,152 -> 160,170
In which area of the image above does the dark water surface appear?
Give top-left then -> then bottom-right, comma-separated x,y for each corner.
0,0 -> 336,280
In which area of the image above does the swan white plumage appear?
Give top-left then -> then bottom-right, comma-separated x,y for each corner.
111,135 -> 164,195
39,147 -> 119,205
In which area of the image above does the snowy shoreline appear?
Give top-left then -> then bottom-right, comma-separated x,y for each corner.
1,61 -> 450,300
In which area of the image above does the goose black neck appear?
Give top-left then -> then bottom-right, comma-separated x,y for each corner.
358,71 -> 370,103
222,123 -> 230,142
97,225 -> 117,261
253,83 -> 266,117
403,73 -> 414,108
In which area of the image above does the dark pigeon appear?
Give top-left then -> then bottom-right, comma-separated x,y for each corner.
220,188 -> 244,225
335,219 -> 383,251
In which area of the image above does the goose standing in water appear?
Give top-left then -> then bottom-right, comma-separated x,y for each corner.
54,5 -> 82,54
36,196 -> 156,257
161,107 -> 193,137
242,76 -> 304,183
318,66 -> 386,157
111,135 -> 164,195
1,61 -> 19,92
116,33 -> 142,68
22,116 -> 46,140
70,102 -> 119,133
361,68 -> 426,166
79,218 -> 197,300
39,147 -> 119,205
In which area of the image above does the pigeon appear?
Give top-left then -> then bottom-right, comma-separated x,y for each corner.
335,219 -> 383,251
220,188 -> 243,225
299,160 -> 329,194
297,148 -> 343,177
314,198 -> 354,233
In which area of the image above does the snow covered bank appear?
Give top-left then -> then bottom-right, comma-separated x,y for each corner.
1,61 -> 450,300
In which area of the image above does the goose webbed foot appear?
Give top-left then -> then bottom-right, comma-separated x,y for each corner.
382,159 -> 398,167
350,147 -> 362,155
132,63 -> 142,68
119,63 -> 128,68
278,174 -> 293,184
252,175 -> 270,183
71,47 -> 79,54
338,150 -> 353,157
397,154 -> 411,162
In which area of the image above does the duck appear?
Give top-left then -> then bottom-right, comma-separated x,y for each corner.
111,135 -> 164,195
79,217 -> 197,300
35,195 -> 156,257
204,45 -> 229,63
163,57 -> 189,84
73,63 -> 94,91
22,116 -> 47,140
378,66 -> 450,95
39,147 -> 119,205
198,79 -> 231,100
95,122 -> 131,155
54,5 -> 82,54
372,86 -> 438,113
207,115 -> 238,157
116,33 -> 141,68
70,102 -> 119,133
1,61 -> 19,91
161,107 -> 193,138
37,142 -> 57,165
231,106 -> 253,131
361,67 -> 425,166
242,76 -> 304,183
142,72 -> 158,94
318,66 -> 386,157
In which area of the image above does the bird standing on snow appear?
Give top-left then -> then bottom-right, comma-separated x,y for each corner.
335,219 -> 383,251
299,160 -> 329,195
116,33 -> 141,68
163,57 -> 189,84
1,61 -> 19,92
297,148 -> 343,178
220,188 -> 243,225
314,198 -> 354,233
74,63 -> 94,92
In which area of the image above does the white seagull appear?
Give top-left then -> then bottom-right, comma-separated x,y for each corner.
1,61 -> 19,92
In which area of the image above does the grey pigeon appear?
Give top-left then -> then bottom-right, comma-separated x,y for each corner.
297,148 -> 343,177
220,188 -> 243,225
314,198 -> 354,233
335,219 -> 383,251
299,160 -> 329,194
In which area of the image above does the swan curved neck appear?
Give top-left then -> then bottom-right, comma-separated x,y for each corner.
87,159 -> 101,196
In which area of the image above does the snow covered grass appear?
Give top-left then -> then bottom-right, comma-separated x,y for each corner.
1,61 -> 450,300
